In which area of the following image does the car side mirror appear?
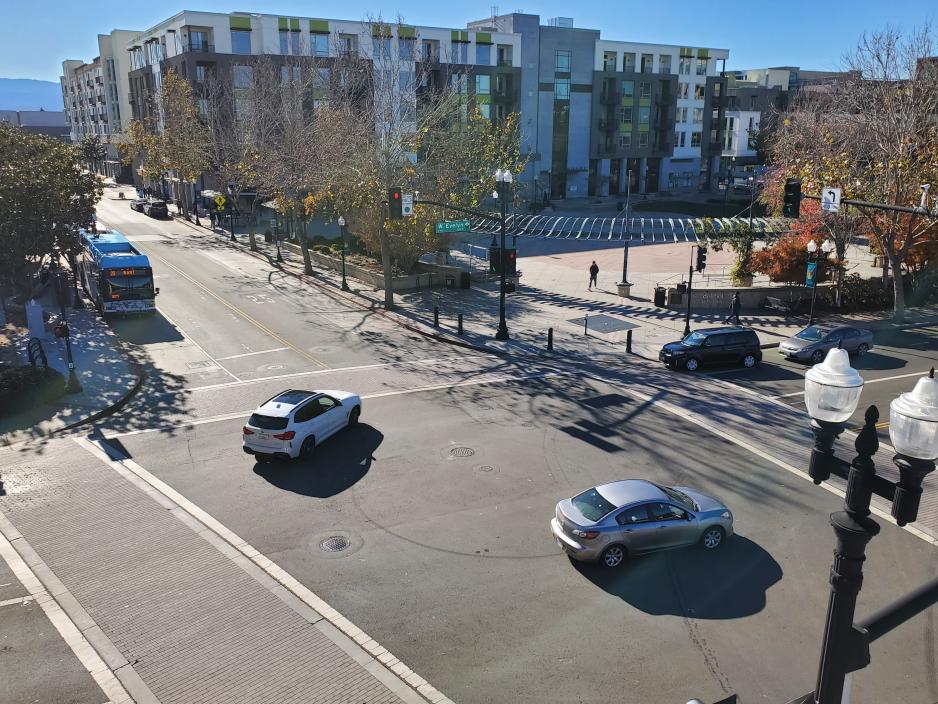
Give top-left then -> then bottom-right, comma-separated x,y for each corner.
685,513 -> 693,521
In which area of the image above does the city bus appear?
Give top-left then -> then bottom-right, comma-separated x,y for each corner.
78,228 -> 158,316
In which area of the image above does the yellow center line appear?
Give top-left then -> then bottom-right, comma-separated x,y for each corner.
143,247 -> 330,370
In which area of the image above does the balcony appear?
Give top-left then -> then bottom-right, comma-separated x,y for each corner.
185,43 -> 215,54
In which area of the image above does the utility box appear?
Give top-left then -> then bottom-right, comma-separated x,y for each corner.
26,299 -> 45,339
654,286 -> 666,307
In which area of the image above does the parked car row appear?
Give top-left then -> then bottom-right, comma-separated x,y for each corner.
130,198 -> 169,219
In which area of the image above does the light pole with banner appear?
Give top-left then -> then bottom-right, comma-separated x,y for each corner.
619,169 -> 633,295
494,169 -> 512,341
806,239 -> 834,325
338,216 -> 349,291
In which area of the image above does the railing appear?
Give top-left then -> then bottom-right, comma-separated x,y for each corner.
185,43 -> 215,53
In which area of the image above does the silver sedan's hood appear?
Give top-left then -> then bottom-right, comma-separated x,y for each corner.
780,337 -> 813,351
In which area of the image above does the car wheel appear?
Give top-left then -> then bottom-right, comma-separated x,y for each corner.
684,357 -> 700,372
700,526 -> 725,550
600,545 -> 627,568
300,436 -> 316,459
857,343 -> 869,356
811,349 -> 825,364
348,406 -> 360,427
742,353 -> 758,368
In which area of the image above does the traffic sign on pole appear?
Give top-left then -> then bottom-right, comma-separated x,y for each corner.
214,195 -> 226,209
402,193 -> 414,217
822,187 -> 842,213
435,219 -> 471,234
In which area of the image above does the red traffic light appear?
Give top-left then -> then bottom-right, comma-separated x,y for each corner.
393,192 -> 400,199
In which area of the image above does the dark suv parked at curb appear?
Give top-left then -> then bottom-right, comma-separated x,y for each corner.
659,327 -> 762,372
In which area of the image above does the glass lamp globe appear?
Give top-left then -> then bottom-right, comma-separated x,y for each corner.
804,348 -> 864,423
822,239 -> 835,255
504,170 -> 513,184
889,370 -> 938,460
806,239 -> 817,254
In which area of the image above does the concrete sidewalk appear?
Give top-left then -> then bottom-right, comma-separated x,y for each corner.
0,290 -> 140,445
0,436 -> 445,704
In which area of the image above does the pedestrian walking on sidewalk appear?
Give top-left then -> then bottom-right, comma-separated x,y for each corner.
724,291 -> 742,325
209,211 -> 217,230
589,261 -> 599,290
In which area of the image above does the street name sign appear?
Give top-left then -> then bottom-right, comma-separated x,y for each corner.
402,193 -> 414,217
822,187 -> 842,213
435,219 -> 471,234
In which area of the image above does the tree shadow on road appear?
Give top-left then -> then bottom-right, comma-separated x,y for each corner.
571,534 -> 782,619
253,424 -> 382,498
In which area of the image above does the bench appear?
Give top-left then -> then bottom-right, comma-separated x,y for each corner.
762,296 -> 796,315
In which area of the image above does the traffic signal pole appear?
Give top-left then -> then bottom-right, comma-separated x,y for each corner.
683,265 -> 694,338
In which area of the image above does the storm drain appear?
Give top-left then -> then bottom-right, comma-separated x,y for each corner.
319,535 -> 350,552
450,446 -> 475,458
477,465 -> 495,472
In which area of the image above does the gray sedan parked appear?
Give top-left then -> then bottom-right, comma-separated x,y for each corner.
550,480 -> 734,568
778,325 -> 874,364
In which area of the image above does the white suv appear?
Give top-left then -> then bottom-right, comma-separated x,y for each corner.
242,389 -> 361,462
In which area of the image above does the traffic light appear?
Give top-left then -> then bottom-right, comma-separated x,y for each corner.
695,246 -> 708,273
489,247 -> 517,275
506,248 -> 517,276
489,246 -> 501,274
388,186 -> 403,220
783,179 -> 802,218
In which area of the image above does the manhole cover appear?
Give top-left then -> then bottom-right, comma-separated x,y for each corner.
477,465 -> 495,472
319,536 -> 350,552
450,446 -> 475,458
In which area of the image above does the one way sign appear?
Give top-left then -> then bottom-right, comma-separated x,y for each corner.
822,187 -> 842,213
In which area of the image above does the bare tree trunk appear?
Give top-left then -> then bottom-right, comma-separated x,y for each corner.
887,250 -> 905,322
380,227 -> 394,310
300,238 -> 313,275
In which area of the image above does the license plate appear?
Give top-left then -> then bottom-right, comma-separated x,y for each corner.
259,432 -> 270,440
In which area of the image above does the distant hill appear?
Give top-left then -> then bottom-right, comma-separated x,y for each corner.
0,78 -> 63,111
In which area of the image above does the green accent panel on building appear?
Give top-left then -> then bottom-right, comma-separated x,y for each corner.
697,48 -> 709,59
476,95 -> 491,104
372,23 -> 392,37
475,32 -> 492,44
398,26 -> 416,38
620,97 -> 633,106
538,82 -> 554,92
309,19 -> 329,33
638,123 -> 650,132
278,18 -> 288,30
290,18 -> 300,30
619,123 -> 632,134
639,97 -> 651,107
451,30 -> 469,42
571,84 -> 592,93
229,16 -> 252,30
679,46 -> 692,57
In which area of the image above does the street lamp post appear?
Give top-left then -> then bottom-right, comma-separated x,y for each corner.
494,168 -> 512,341
803,352 -> 938,704
806,239 -> 835,325
338,216 -> 350,291
55,272 -> 83,394
620,169 -> 632,288
747,175 -> 756,231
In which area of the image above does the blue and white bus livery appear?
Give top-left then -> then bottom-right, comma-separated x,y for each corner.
79,228 -> 158,316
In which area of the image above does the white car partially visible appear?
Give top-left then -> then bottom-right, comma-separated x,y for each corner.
242,389 -> 361,462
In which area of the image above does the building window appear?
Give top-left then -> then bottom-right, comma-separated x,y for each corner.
338,34 -> 356,56
231,29 -> 251,55
479,102 -> 490,119
451,42 -> 468,63
639,82 -> 651,98
622,53 -> 635,72
476,74 -> 490,95
496,44 -> 512,66
620,133 -> 631,148
476,44 -> 491,65
373,37 -> 391,60
603,51 -> 616,71
279,30 -> 300,55
621,107 -> 632,126
679,57 -> 691,75
678,82 -> 689,99
554,78 -> 570,100
638,106 -> 650,125
233,65 -> 253,89
659,55 -> 672,74
694,84 -> 705,100
281,65 -> 301,86
639,132 -> 649,147
696,58 -> 707,75
397,38 -> 415,60
190,31 -> 209,51
195,65 -> 206,82
312,33 -> 329,56
692,107 -> 703,123
555,50 -> 571,73
691,131 -> 701,147
451,73 -> 468,93
641,54 -> 653,73
621,80 -> 634,99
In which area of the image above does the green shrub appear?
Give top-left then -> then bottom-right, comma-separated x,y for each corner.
839,274 -> 891,311
0,365 -> 66,415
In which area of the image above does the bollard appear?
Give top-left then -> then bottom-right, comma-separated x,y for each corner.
433,306 -> 439,327
626,329 -> 633,354
457,313 -> 463,336
547,327 -> 554,351
584,313 -> 589,336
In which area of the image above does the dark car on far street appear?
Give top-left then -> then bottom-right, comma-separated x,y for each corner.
143,199 -> 169,219
129,198 -> 148,212
659,327 -> 762,372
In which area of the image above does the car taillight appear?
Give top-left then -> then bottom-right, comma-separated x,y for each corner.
273,431 -> 295,440
111,294 -> 120,300
572,529 -> 600,540
242,426 -> 254,435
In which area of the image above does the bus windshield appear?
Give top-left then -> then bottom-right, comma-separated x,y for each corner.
105,272 -> 154,299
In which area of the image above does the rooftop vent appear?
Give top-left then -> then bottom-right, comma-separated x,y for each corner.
548,17 -> 574,27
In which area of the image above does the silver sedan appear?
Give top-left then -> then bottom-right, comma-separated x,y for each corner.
550,480 -> 734,568
778,325 -> 874,364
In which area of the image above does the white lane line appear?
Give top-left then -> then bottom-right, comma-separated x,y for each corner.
157,305 -> 241,383
769,369 -> 930,400
215,347 -> 289,361
74,436 -> 451,704
585,371 -> 936,546
0,523 -> 134,704
0,595 -> 34,607
104,369 -> 569,439
187,355 -> 476,392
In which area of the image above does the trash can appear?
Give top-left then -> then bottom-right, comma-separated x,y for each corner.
676,282 -> 687,294
654,286 -> 666,307
668,290 -> 683,306
264,231 -> 273,243
445,275 -> 456,289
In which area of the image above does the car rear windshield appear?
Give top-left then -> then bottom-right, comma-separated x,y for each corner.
248,414 -> 289,430
572,488 -> 617,522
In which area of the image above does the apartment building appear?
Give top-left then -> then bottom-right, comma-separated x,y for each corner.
60,29 -> 138,181
469,12 -> 729,199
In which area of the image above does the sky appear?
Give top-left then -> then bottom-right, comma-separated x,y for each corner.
3,0 -> 935,82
